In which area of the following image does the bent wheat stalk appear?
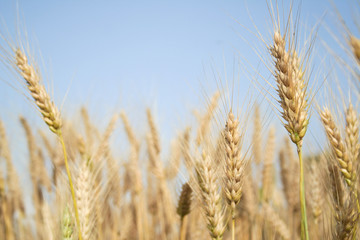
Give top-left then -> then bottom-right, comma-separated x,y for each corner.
14,48 -> 82,240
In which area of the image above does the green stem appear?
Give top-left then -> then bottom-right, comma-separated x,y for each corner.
297,145 -> 309,240
58,131 -> 82,240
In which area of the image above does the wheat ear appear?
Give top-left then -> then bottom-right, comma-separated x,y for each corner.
197,151 -> 225,240
224,111 -> 244,211
345,103 -> 360,165
270,32 -> 309,148
320,108 -> 356,188
15,49 -> 61,133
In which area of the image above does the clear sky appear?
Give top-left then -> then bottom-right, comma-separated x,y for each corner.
0,0 -> 357,164
0,0 -> 359,216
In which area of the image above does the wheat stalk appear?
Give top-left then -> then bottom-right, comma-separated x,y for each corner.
223,110 -> 245,240
270,30 -> 310,240
14,48 -> 82,240
177,182 -> 192,240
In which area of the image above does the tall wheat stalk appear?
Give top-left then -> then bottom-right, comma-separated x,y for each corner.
270,31 -> 310,240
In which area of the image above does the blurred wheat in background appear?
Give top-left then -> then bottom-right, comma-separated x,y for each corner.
1,0 -> 360,240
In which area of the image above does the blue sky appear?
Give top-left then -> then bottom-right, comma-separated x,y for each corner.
0,0 -> 357,157
0,0 -> 359,215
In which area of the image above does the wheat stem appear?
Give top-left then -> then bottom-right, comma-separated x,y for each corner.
59,131 -> 82,240
179,215 -> 188,240
232,217 -> 235,240
297,145 -> 309,240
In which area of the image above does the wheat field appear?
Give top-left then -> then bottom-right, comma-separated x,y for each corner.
1,1 -> 360,240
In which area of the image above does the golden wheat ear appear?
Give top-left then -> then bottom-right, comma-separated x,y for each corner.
15,49 -> 62,134
270,31 -> 309,148
197,150 -> 225,240
223,110 -> 245,213
345,103 -> 360,166
320,108 -> 356,188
